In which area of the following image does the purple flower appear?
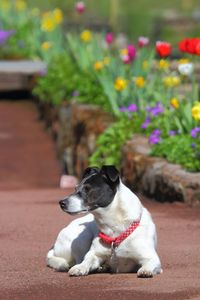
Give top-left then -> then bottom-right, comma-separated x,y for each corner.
128,103 -> 137,112
148,129 -> 161,144
169,130 -> 176,136
150,102 -> 164,116
141,116 -> 151,129
191,143 -> 196,148
0,30 -> 15,45
72,90 -> 79,97
105,33 -> 113,44
119,106 -> 127,112
191,127 -> 200,138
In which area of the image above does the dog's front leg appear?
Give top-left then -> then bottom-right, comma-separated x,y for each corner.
68,238 -> 107,276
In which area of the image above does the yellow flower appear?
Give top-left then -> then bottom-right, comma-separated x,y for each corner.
178,58 -> 190,65
163,76 -> 181,88
103,56 -> 110,65
53,8 -> 63,24
120,48 -> 128,56
41,41 -> 53,50
158,59 -> 169,70
41,17 -> 56,32
134,76 -> 145,88
192,102 -> 200,121
93,61 -> 104,71
142,60 -> 149,70
80,30 -> 92,42
114,77 -> 127,91
15,0 -> 26,11
0,0 -> 10,10
170,97 -> 179,109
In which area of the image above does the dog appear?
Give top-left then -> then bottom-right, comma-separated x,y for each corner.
47,165 -> 162,277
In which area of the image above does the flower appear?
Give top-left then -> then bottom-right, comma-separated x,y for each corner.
178,63 -> 193,76
41,42 -> 53,50
134,76 -> 145,88
191,127 -> 200,138
0,0 -> 11,10
127,44 -> 136,60
0,30 -> 15,44
103,57 -> 110,65
93,61 -> 104,71
105,33 -> 114,44
148,102 -> 164,116
149,129 -> 162,144
141,116 -> 151,129
138,36 -> 149,48
179,38 -> 200,56
156,41 -> 171,57
142,60 -> 149,70
53,8 -> 63,24
192,102 -> 200,121
114,77 -> 127,91
170,97 -> 180,109
128,104 -> 137,112
157,59 -> 169,70
163,76 -> 181,88
169,130 -> 177,136
75,1 -> 85,14
41,16 -> 56,32
120,44 -> 136,64
15,0 -> 26,10
119,106 -> 127,112
80,30 -> 92,42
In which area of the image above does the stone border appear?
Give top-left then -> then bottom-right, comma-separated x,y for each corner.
121,135 -> 200,206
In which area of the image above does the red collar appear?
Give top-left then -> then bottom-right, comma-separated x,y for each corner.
98,220 -> 140,248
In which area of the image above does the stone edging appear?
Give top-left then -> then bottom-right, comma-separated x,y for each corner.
121,135 -> 200,206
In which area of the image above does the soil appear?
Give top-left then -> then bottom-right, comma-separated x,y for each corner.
0,100 -> 200,300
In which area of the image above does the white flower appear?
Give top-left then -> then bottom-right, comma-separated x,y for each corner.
178,63 -> 194,76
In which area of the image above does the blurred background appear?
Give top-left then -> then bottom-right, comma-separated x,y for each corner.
26,0 -> 200,44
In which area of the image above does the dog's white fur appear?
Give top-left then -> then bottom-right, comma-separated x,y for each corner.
47,181 -> 162,277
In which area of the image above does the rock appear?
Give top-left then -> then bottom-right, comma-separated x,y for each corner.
122,135 -> 200,206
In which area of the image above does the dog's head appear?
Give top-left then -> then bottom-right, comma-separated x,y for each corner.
59,165 -> 120,215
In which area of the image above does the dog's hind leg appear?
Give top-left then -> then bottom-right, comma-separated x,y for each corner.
46,248 -> 70,272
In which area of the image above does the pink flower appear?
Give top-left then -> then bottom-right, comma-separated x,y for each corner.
138,36 -> 149,48
105,32 -> 113,44
127,44 -> 136,61
75,1 -> 85,14
121,54 -> 131,64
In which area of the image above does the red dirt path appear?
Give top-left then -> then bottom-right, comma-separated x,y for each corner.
0,100 -> 200,300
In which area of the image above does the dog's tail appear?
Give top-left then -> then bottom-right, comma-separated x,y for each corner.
46,248 -> 69,272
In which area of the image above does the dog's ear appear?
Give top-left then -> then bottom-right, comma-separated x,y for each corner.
82,166 -> 100,179
101,165 -> 119,183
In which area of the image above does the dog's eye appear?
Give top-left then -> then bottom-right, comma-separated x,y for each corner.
84,185 -> 91,193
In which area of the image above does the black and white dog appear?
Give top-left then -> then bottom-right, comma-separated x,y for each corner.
47,166 -> 162,277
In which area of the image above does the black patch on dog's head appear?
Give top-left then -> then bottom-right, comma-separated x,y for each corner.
59,165 -> 120,214
80,165 -> 120,211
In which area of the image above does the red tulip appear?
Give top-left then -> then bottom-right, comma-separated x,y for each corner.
179,38 -> 200,55
156,41 -> 171,57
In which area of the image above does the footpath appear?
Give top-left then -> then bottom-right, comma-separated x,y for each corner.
0,100 -> 200,300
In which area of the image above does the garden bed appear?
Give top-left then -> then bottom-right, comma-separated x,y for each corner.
121,135 -> 200,206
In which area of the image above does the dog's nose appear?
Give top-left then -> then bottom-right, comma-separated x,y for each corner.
59,199 -> 66,209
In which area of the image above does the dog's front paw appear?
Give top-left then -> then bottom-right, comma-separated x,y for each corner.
137,267 -> 153,278
68,264 -> 89,277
